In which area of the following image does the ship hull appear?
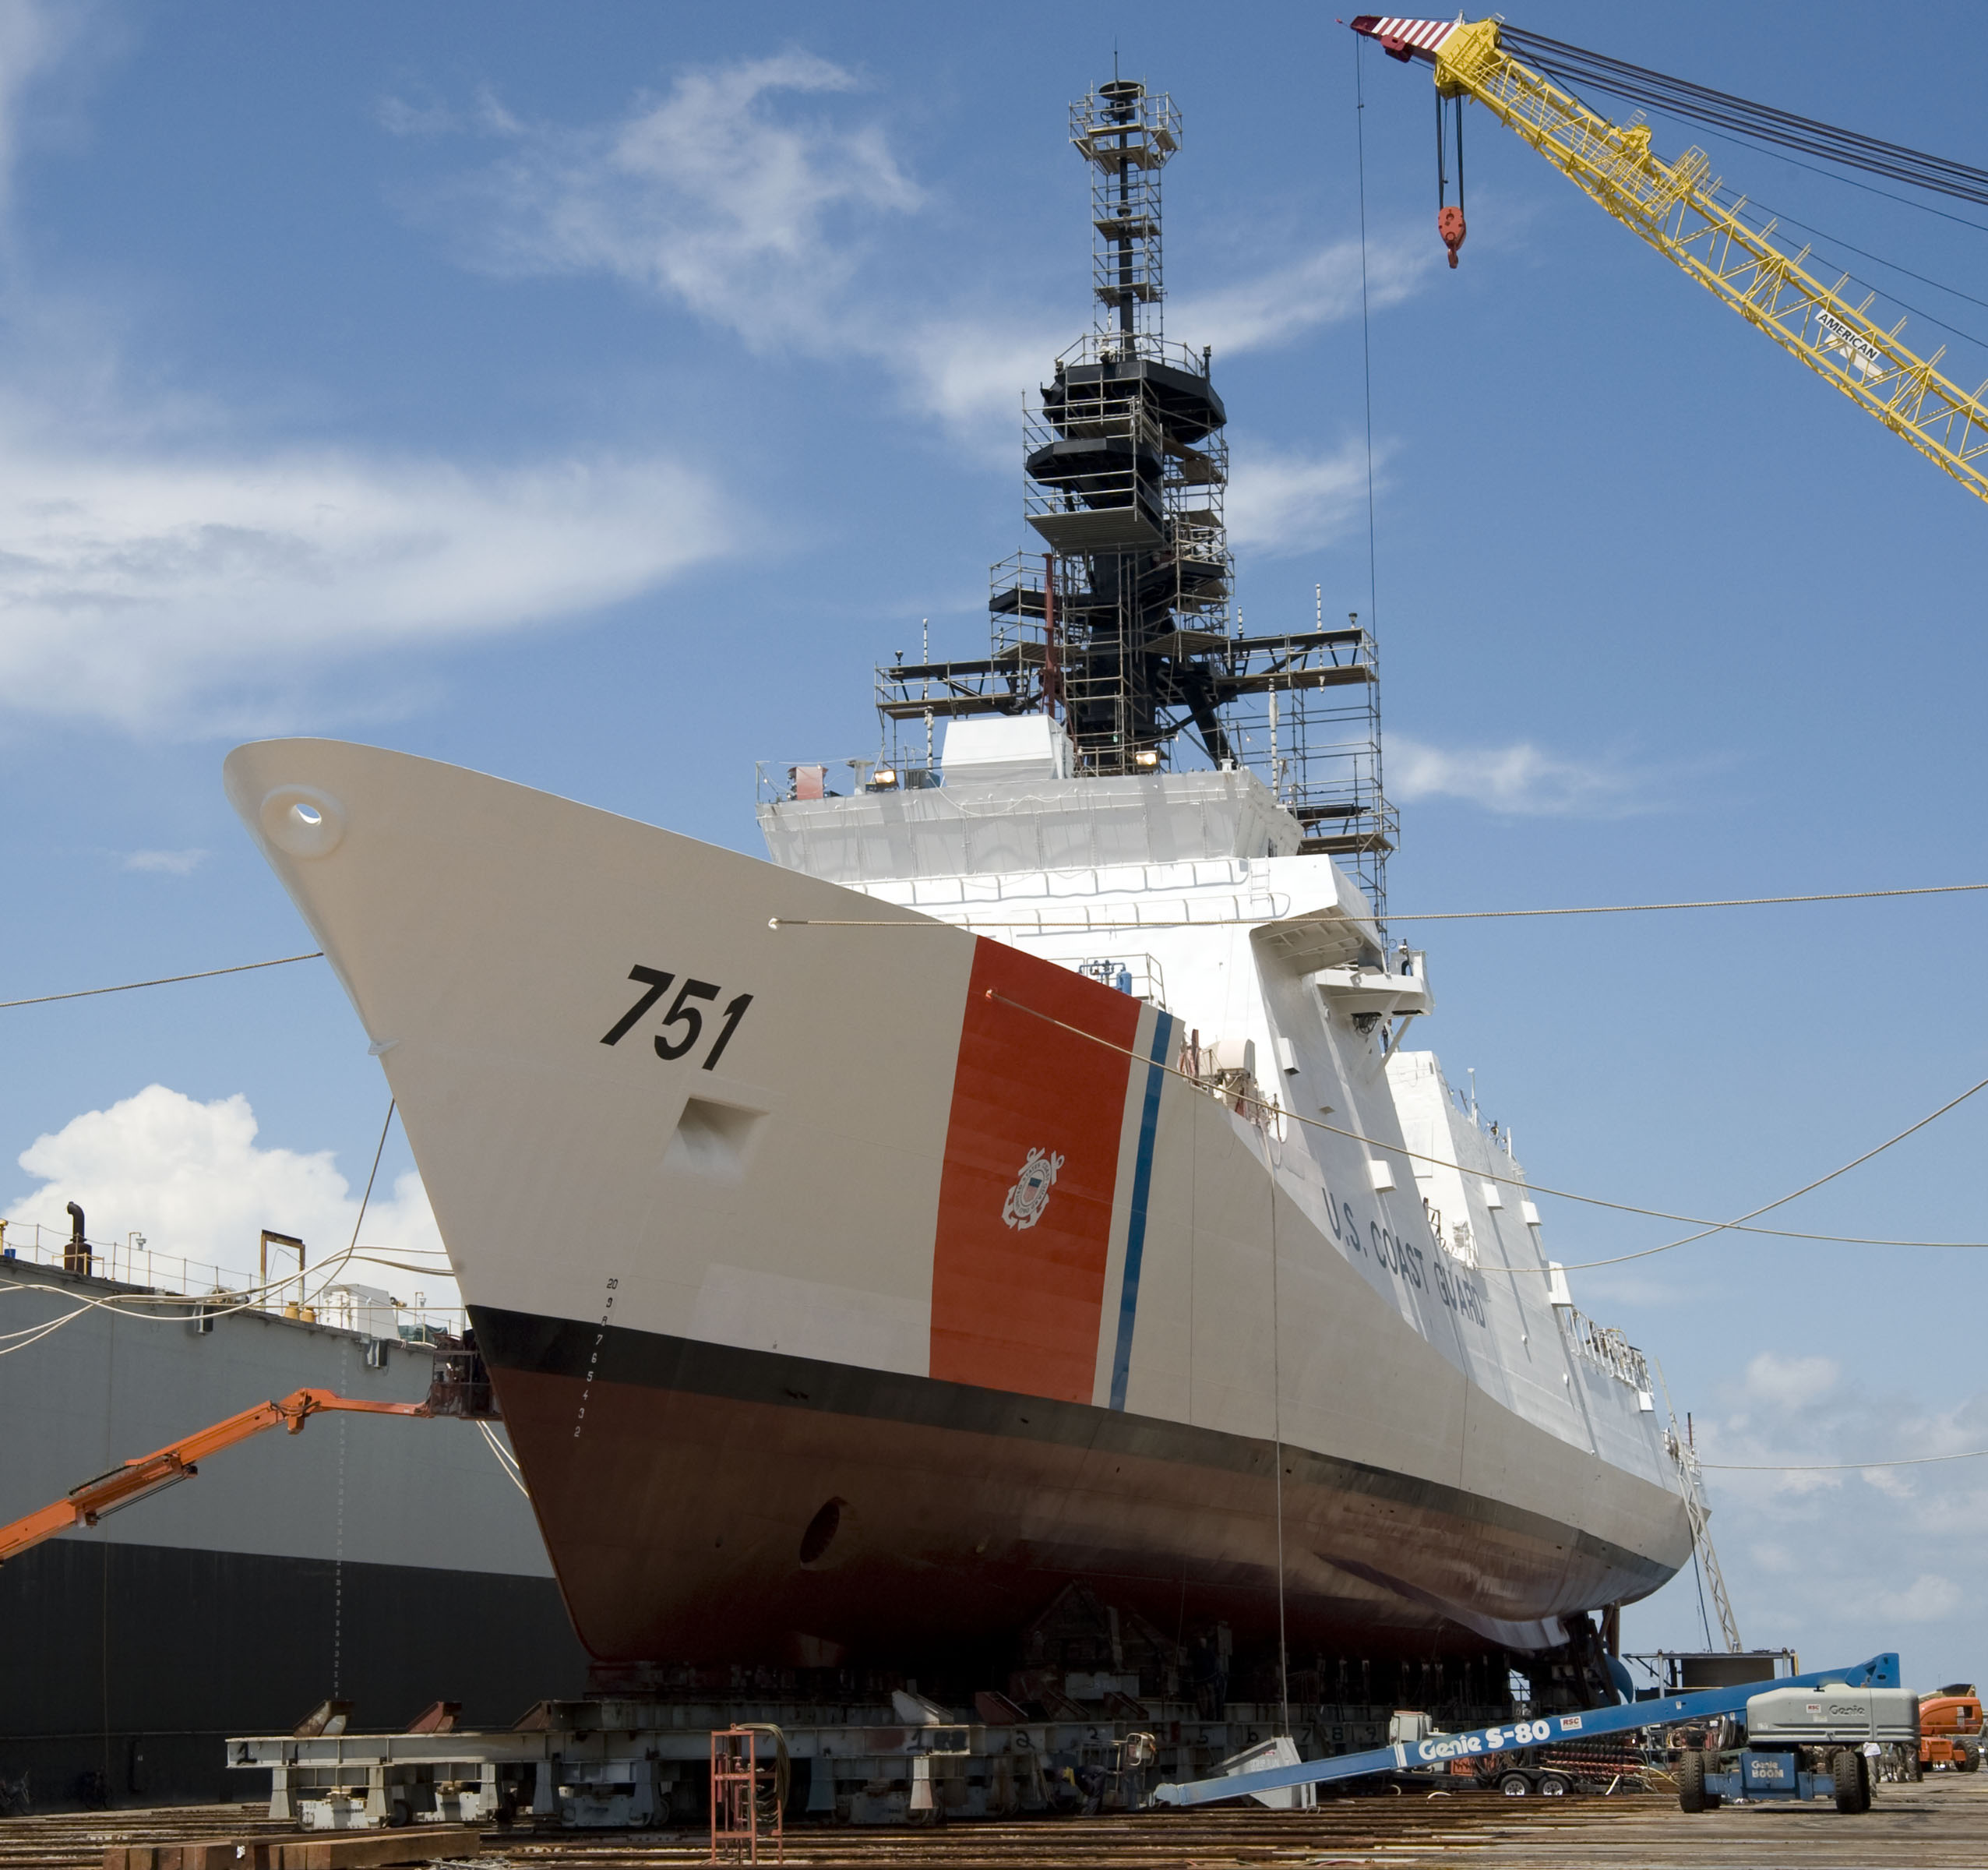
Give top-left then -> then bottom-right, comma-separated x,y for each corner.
478,1304 -> 1673,1667
224,737 -> 1693,1681
1,1538 -> 579,1808
0,1260 -> 584,1806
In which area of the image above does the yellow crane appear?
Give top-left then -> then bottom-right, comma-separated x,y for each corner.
1351,15 -> 1988,506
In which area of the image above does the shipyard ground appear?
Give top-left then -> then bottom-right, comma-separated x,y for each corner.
15,1771 -> 1986,1868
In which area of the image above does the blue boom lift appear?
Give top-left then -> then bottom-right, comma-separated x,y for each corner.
1153,1653 -> 1905,1812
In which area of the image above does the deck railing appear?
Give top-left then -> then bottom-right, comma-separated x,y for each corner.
0,1219 -> 465,1341
1556,1303 -> 1652,1394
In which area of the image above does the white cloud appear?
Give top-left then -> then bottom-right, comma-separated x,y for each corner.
428,53 -> 921,351
1873,1573 -> 1965,1623
1172,236 -> 1427,358
0,422 -> 729,730
1744,1350 -> 1842,1410
1749,1353 -> 1837,1408
403,58 -> 1429,440
375,91 -> 460,140
0,48 -> 1426,733
122,848 -> 205,875
1747,1540 -> 1801,1577
897,316 -> 1066,440
1624,1355 -> 1988,1668
1226,438 -> 1373,556
1388,735 -> 1644,817
0,19 -> 738,736
5,1083 -> 456,1308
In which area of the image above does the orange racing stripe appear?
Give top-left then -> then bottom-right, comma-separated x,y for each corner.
929,940 -> 1140,1402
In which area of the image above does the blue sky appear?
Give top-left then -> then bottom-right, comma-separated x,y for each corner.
3,0 -> 1986,1685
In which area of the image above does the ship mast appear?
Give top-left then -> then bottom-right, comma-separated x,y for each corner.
873,76 -> 1399,916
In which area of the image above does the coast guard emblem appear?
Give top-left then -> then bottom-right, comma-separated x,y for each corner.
1002,1147 -> 1065,1230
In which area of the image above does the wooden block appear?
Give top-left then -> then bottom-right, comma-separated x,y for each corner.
181,1846 -> 284,1870
277,1827 -> 484,1869
104,1843 -> 259,1870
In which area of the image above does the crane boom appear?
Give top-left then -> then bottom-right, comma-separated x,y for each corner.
0,1387 -> 430,1565
1351,16 -> 1988,507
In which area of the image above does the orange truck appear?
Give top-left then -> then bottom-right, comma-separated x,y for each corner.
1919,1685 -> 1983,1773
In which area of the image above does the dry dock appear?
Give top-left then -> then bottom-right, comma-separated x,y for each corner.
12,1773 -> 1987,1869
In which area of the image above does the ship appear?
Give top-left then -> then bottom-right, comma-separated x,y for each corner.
0,1242 -> 586,1806
222,76 -> 1694,1709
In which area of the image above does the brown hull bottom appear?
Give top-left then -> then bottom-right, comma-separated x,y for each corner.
476,1307 -> 1672,1674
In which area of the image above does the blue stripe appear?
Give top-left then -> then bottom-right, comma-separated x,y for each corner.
1109,1011 -> 1173,1411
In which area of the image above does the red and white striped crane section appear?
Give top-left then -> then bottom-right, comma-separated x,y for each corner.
1349,16 -> 1461,63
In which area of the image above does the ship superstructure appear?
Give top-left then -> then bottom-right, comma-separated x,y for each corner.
225,74 -> 1694,1716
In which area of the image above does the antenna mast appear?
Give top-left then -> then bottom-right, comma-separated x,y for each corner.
872,74 -> 1398,916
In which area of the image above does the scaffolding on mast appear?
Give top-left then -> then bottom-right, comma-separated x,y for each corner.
869,75 -> 1398,916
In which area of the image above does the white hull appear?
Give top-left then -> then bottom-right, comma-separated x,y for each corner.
225,739 -> 1690,1674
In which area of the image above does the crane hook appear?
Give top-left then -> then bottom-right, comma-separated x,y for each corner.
1436,88 -> 1467,268
1438,203 -> 1466,267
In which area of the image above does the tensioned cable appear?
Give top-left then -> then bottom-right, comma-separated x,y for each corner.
1517,24 -> 1988,238
1556,1074 -> 1988,1270
978,989 -> 1988,1262
1354,33 -> 1381,677
770,880 -> 1988,931
1687,1544 -> 1714,1652
1708,186 -> 1988,354
6,884 -> 1981,1014
1497,26 -> 1988,209
1259,1117 -> 1292,1736
1685,130 -> 1988,238
340,1100 -> 396,1272
1496,26 -> 1988,263
0,951 -> 324,1011
1714,185 -> 1988,324
1392,881 -> 1988,921
344,1252 -> 455,1279
1702,1448 -> 1988,1472
478,1420 -> 530,1498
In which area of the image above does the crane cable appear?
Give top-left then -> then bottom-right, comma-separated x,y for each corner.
1460,28 -> 1988,369
1496,25 -> 1988,209
1707,185 -> 1988,355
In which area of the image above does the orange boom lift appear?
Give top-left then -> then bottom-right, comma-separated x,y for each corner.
1919,1685 -> 1983,1773
0,1388 -> 431,1565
